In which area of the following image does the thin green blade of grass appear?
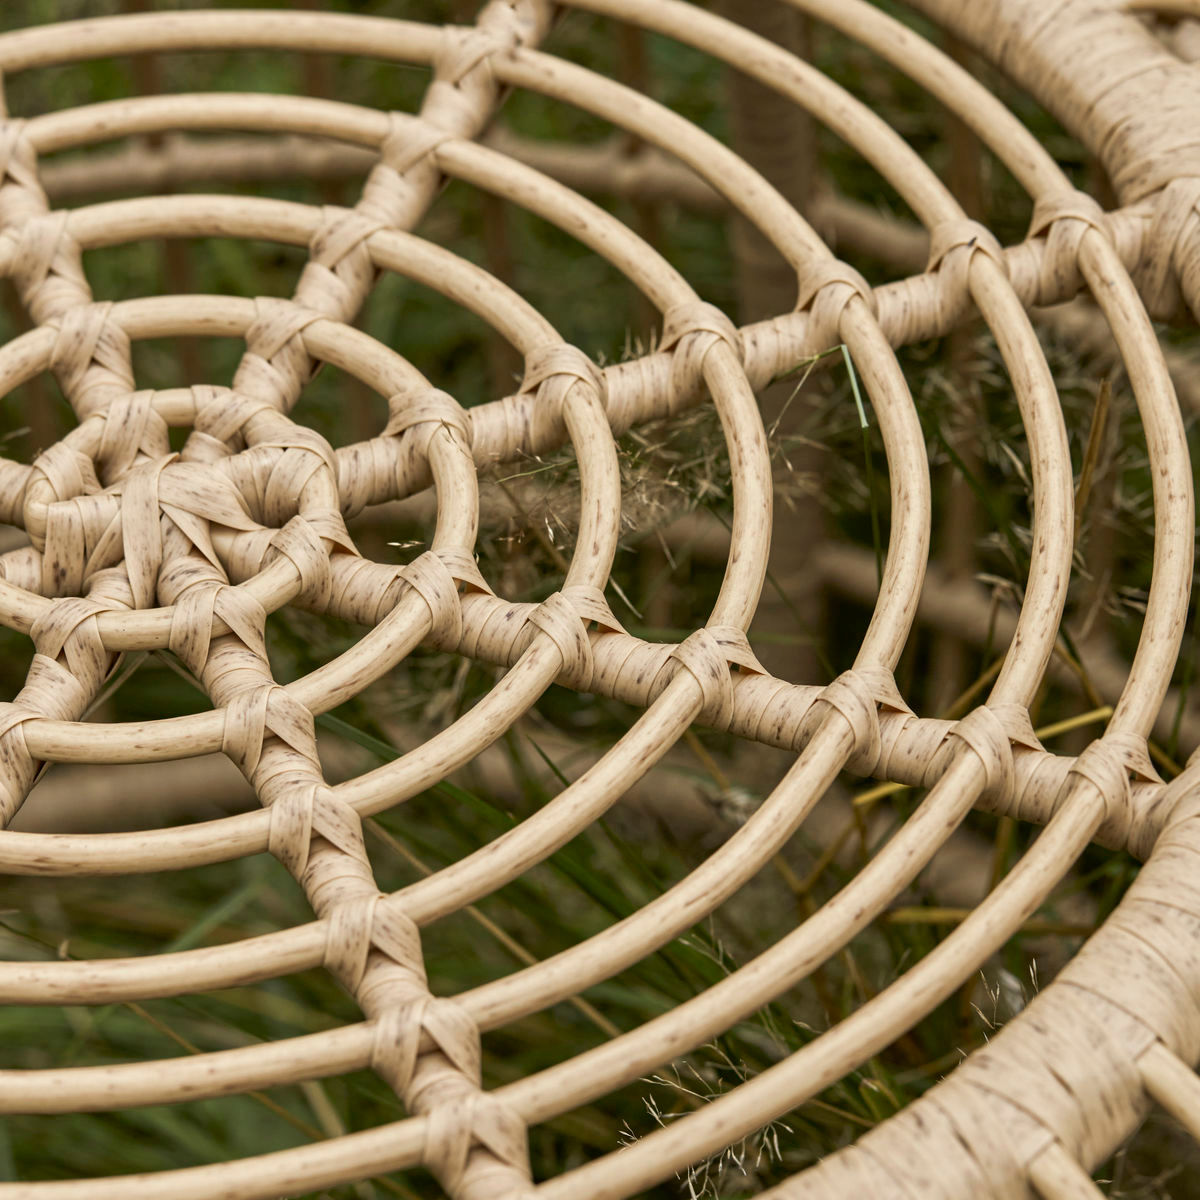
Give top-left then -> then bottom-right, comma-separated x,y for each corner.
928,421 -> 1028,570
523,733 -> 739,997
1073,376 -> 1111,545
318,712 -> 712,990
841,344 -> 884,588
162,862 -> 275,954
327,711 -> 779,1013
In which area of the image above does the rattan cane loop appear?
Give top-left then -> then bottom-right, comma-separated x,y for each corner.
796,668 -> 910,777
794,259 -> 879,350
395,550 -> 471,648
1137,174 -> 1200,319
659,299 -> 744,403
1068,733 -> 1161,850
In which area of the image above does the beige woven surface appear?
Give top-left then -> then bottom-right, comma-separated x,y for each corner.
0,1 -> 1199,1196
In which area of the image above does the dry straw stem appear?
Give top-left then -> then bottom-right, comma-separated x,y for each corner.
0,0 -> 1198,1197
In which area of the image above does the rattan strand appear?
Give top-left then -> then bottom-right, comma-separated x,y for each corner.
0,2 -> 1198,1197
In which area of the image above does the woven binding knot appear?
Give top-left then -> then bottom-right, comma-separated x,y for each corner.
356,112 -> 450,230
30,594 -> 115,692
151,461 -> 259,588
397,549 -> 472,647
1028,188 -> 1111,304
0,700 -> 42,826
0,636 -> 112,826
47,300 -> 135,418
299,206 -> 385,322
425,17 -> 526,144
11,210 -> 79,321
39,493 -> 104,598
233,297 -> 324,411
796,259 -> 875,312
168,578 -> 267,676
927,219 -> 1005,272
114,454 -> 175,609
1068,733 -> 1160,850
368,991 -> 479,1090
23,440 -> 100,568
1136,176 -> 1200,320
0,118 -> 37,195
221,681 -> 319,781
524,585 -> 625,689
323,892 -> 390,993
797,667 -> 910,775
927,218 -> 1006,298
436,23 -> 521,89
660,300 -> 743,401
94,389 -> 170,481
264,514 -> 340,608
267,781 -> 368,880
1030,188 -> 1110,240
188,386 -> 275,457
379,112 -> 452,176
520,343 -> 606,420
936,702 -> 1042,800
386,387 -> 473,458
664,625 -> 764,729
794,258 -> 875,350
421,1089 -> 532,1200
309,206 -> 383,268
3,654 -> 98,727
231,422 -> 343,532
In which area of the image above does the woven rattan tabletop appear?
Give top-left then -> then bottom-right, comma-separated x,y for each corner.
2,1 -> 1200,1196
